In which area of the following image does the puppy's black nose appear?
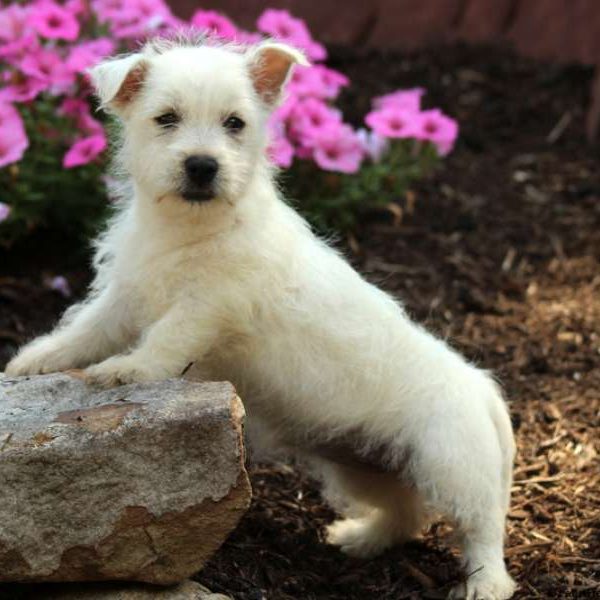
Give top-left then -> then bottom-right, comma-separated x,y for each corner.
184,155 -> 219,186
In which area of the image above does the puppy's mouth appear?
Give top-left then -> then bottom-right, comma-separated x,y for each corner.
181,189 -> 215,202
179,185 -> 216,203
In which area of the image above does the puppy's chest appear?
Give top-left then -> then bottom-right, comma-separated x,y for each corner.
116,250 -> 203,320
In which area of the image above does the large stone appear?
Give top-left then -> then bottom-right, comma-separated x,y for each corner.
0,374 -> 251,585
0,580 -> 231,599
0,581 -> 231,600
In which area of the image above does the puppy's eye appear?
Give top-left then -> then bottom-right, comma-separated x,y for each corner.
154,112 -> 180,128
223,115 -> 245,132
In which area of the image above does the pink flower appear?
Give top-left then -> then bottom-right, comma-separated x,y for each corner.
235,30 -> 262,45
81,115 -> 105,135
268,128 -> 294,168
0,102 -> 21,130
0,4 -> 32,40
19,47 -> 75,94
0,202 -> 11,222
310,65 -> 349,98
365,107 -> 421,139
66,38 -> 116,73
91,0 -> 127,21
413,109 -> 459,156
60,97 -> 89,116
311,123 -> 363,173
28,1 -> 80,41
290,98 -> 342,144
257,9 -> 325,61
272,97 -> 298,125
0,72 -> 46,103
63,134 -> 107,168
60,98 -> 104,135
0,33 -> 39,61
0,102 -> 29,167
287,65 -> 347,100
287,66 -> 321,98
190,10 -> 238,40
302,39 -> 326,62
64,0 -> 89,18
373,88 -> 425,112
356,128 -> 389,163
257,9 -> 303,41
96,0 -> 175,39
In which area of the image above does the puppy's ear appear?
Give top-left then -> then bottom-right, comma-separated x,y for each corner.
88,53 -> 148,111
247,42 -> 308,107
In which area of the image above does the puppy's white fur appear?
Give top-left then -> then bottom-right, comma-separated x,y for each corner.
6,39 -> 516,600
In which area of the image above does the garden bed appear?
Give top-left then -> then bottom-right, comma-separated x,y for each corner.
1,43 -> 599,599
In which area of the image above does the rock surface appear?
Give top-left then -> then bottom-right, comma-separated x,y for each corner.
0,374 -> 251,585
0,580 -> 231,599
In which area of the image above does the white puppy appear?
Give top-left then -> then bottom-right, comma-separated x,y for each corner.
5,37 -> 516,600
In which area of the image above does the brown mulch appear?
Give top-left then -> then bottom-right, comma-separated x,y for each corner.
1,44 -> 599,599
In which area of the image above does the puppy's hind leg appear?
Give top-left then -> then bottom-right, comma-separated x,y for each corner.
323,463 -> 427,558
411,403 -> 516,600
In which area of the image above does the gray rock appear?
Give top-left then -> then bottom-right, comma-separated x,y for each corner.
0,580 -> 231,599
0,373 -> 251,585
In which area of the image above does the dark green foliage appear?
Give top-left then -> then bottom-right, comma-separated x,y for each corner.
0,101 -> 110,246
282,140 -> 440,233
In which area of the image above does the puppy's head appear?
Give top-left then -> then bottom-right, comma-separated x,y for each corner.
90,38 -> 306,207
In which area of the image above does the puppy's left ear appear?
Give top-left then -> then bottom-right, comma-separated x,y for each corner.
247,42 -> 309,107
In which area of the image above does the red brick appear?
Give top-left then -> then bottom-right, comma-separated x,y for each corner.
506,0 -> 600,64
457,0 -> 515,41
170,0 -> 374,47
367,0 -> 461,48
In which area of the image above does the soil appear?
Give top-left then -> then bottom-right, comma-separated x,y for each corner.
1,44 -> 598,599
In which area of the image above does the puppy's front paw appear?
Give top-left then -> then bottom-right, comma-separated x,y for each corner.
83,356 -> 155,388
5,338 -> 72,376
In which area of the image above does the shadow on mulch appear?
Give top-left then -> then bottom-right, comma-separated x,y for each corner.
1,43 -> 598,599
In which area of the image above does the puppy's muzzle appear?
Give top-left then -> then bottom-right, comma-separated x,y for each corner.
182,155 -> 219,202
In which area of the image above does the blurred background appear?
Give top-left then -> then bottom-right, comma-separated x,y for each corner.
172,0 -> 600,138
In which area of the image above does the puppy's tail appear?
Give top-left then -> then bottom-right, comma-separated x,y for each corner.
488,378 -> 516,513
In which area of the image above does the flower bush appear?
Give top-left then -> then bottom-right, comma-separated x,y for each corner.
0,1 -> 459,244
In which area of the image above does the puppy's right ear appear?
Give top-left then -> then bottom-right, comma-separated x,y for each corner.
88,53 -> 148,111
